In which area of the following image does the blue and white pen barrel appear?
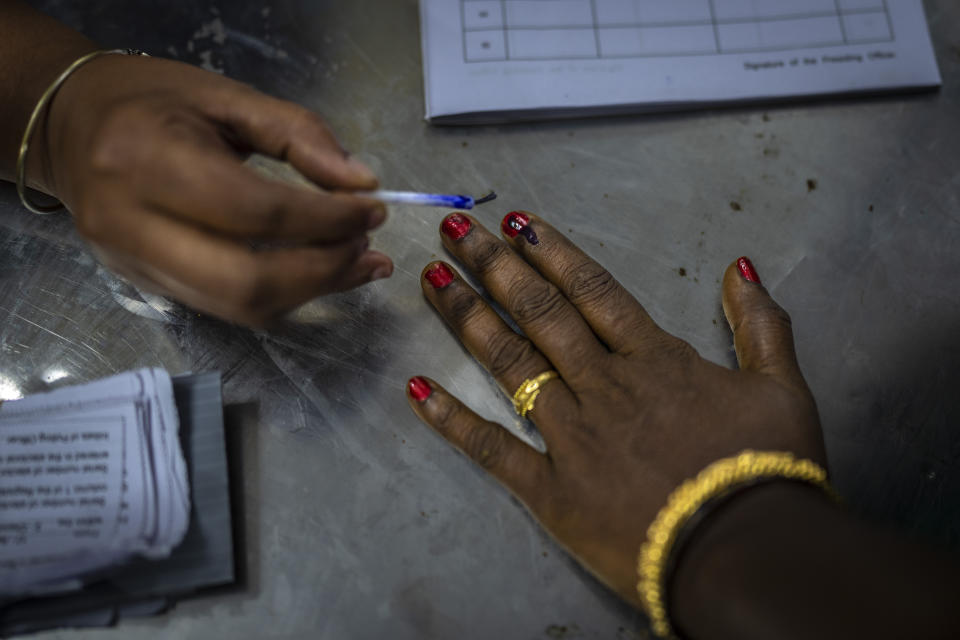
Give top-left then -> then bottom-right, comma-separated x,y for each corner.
365,190 -> 475,210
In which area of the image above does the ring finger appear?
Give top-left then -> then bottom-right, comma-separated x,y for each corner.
420,261 -> 578,438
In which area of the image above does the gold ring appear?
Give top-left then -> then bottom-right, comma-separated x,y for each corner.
511,371 -> 559,419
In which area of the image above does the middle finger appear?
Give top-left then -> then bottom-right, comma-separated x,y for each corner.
439,213 -> 608,384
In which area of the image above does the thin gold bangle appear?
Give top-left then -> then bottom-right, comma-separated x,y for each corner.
636,450 -> 836,638
15,48 -> 148,215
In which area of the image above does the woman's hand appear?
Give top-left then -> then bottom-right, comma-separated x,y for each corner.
38,54 -> 391,326
405,211 -> 826,608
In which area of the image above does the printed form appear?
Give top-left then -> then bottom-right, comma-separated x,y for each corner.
0,369 -> 189,596
420,0 -> 941,122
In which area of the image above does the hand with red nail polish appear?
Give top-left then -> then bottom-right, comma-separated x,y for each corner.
405,212 -> 960,640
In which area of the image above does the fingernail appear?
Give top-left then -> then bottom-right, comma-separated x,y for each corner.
408,376 -> 433,402
371,264 -> 392,281
367,205 -> 387,230
441,213 -> 473,241
424,263 -> 454,289
501,212 -> 529,238
501,211 -> 539,245
737,256 -> 761,284
346,156 -> 377,184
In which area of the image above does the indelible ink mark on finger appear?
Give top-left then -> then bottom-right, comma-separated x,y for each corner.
502,212 -> 538,245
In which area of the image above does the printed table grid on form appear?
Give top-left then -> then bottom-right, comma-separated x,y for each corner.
461,0 -> 894,62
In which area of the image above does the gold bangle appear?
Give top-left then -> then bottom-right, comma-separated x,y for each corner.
636,450 -> 835,638
16,48 -> 148,215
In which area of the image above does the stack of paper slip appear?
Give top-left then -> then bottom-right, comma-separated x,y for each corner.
0,368 -> 190,596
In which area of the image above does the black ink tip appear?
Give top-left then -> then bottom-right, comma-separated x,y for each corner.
474,191 -> 498,206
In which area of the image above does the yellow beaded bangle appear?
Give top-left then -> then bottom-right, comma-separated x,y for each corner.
636,450 -> 835,638
16,48 -> 148,215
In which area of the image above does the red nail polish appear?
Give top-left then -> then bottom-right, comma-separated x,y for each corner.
737,257 -> 761,284
424,263 -> 455,289
408,376 -> 432,402
441,213 -> 472,241
502,212 -> 539,245
501,212 -> 529,238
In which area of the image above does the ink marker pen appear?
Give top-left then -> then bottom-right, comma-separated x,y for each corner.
360,190 -> 496,210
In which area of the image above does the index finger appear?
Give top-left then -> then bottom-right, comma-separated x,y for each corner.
207,84 -> 378,190
142,139 -> 386,243
499,211 -> 671,356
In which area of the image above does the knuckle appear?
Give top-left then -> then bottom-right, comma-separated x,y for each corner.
279,107 -> 329,155
445,289 -> 486,328
749,350 -> 792,376
739,300 -> 794,333
88,138 -> 122,176
156,109 -> 206,142
431,395 -> 463,434
763,302 -> 793,328
252,194 -> 288,233
662,336 -> 698,361
507,279 -> 566,326
89,102 -> 201,176
618,316 -> 656,345
561,261 -> 619,308
463,424 -> 509,471
468,239 -> 511,276
483,331 -> 537,379
290,106 -> 326,133
647,334 -> 698,364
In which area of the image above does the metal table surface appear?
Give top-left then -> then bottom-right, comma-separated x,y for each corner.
2,1 -> 958,638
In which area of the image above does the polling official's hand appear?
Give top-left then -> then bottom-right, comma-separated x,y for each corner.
406,211 -> 826,608
38,54 -> 391,326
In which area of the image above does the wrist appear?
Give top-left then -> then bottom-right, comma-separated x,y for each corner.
669,481 -> 840,640
28,45 -> 109,200
4,41 -> 97,191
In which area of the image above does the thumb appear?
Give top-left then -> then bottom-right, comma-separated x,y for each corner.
212,85 -> 378,190
721,257 -> 809,393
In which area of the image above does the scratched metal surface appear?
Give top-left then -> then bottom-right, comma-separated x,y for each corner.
2,1 -> 959,638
